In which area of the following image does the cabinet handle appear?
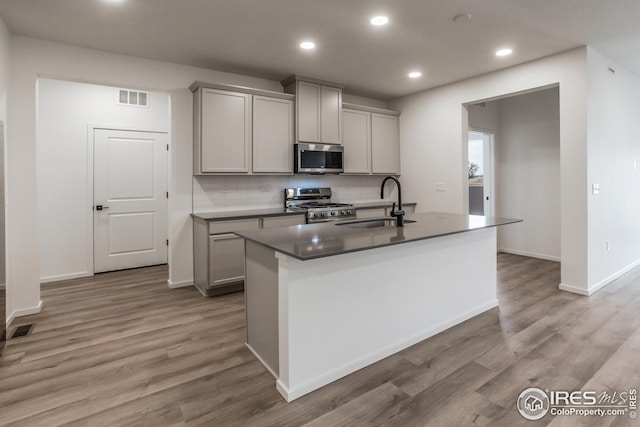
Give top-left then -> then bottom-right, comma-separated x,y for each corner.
95,205 -> 110,211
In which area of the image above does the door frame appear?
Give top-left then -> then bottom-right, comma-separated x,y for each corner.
468,127 -> 495,217
87,124 -> 170,275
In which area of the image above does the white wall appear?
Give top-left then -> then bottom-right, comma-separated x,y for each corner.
494,88 -> 561,261
390,48 -> 589,292
586,48 -> 640,293
0,17 -> 8,122
37,79 -> 170,282
0,17 -> 6,323
468,102 -> 499,132
7,35 -> 286,317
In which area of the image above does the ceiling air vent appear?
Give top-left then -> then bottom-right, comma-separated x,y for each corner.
118,89 -> 149,107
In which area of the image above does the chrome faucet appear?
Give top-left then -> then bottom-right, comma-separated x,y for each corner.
380,176 -> 405,227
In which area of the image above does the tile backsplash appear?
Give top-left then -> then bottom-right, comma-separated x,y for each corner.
193,175 -> 395,212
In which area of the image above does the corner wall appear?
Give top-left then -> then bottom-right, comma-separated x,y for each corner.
0,17 -> 8,122
586,48 -> 640,293
0,17 -> 7,323
390,48 -> 589,292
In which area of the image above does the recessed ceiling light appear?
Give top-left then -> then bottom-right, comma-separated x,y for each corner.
370,16 -> 389,26
496,48 -> 513,57
102,0 -> 126,3
408,71 -> 422,79
300,41 -> 316,50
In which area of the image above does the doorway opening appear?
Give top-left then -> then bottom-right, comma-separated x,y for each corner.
468,131 -> 494,217
467,86 -> 560,262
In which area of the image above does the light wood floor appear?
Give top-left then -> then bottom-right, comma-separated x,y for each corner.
2,254 -> 640,426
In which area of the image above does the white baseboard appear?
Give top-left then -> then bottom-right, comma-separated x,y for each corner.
40,271 -> 92,284
559,258 -> 640,296
276,299 -> 499,402
7,300 -> 44,326
167,279 -> 194,289
588,258 -> 640,295
558,283 -> 590,296
498,247 -> 560,262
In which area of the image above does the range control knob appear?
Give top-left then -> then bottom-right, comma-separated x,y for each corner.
331,211 -> 337,216
340,210 -> 346,215
347,210 -> 352,215
318,211 -> 325,217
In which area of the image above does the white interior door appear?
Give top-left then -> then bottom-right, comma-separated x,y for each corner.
468,131 -> 494,217
94,129 -> 168,273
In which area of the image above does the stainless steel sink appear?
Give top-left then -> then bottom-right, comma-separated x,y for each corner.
336,219 -> 416,229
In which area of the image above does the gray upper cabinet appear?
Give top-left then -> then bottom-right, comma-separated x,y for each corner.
192,82 -> 295,175
342,103 -> 400,175
196,88 -> 252,174
320,85 -> 342,144
282,75 -> 343,145
252,96 -> 294,173
342,108 -> 371,174
371,113 -> 400,175
296,82 -> 321,143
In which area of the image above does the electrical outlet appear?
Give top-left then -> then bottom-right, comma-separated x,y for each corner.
221,185 -> 230,193
606,240 -> 611,251
592,183 -> 600,195
634,161 -> 637,173
260,185 -> 270,193
435,183 -> 446,192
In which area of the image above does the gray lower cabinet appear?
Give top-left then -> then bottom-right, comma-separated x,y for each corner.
193,214 -> 305,296
208,234 -> 245,287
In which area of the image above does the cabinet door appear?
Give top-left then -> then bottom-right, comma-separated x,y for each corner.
321,86 -> 342,144
342,109 -> 371,174
209,234 -> 245,286
262,215 -> 305,229
371,113 -> 400,175
253,96 -> 294,173
200,89 -> 251,173
297,82 -> 321,143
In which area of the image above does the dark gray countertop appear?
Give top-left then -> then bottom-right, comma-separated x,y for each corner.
236,212 -> 522,261
191,201 -> 417,221
191,208 -> 304,221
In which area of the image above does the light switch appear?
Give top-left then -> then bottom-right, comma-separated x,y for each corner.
592,183 -> 600,195
435,183 -> 446,192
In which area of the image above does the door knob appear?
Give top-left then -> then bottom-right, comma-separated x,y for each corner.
95,205 -> 110,211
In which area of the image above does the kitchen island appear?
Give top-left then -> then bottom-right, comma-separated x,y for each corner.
236,212 -> 521,401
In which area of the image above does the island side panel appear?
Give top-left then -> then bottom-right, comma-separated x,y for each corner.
193,217 -> 209,289
275,227 -> 497,402
245,240 -> 279,377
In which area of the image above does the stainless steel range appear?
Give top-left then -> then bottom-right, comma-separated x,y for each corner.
285,187 -> 356,223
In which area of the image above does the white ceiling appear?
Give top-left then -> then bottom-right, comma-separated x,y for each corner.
1,0 -> 639,100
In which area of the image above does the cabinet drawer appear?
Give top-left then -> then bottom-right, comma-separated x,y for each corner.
356,208 -> 386,219
209,218 -> 260,235
262,215 -> 306,229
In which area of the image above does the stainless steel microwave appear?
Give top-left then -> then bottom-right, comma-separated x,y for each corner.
294,143 -> 344,174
